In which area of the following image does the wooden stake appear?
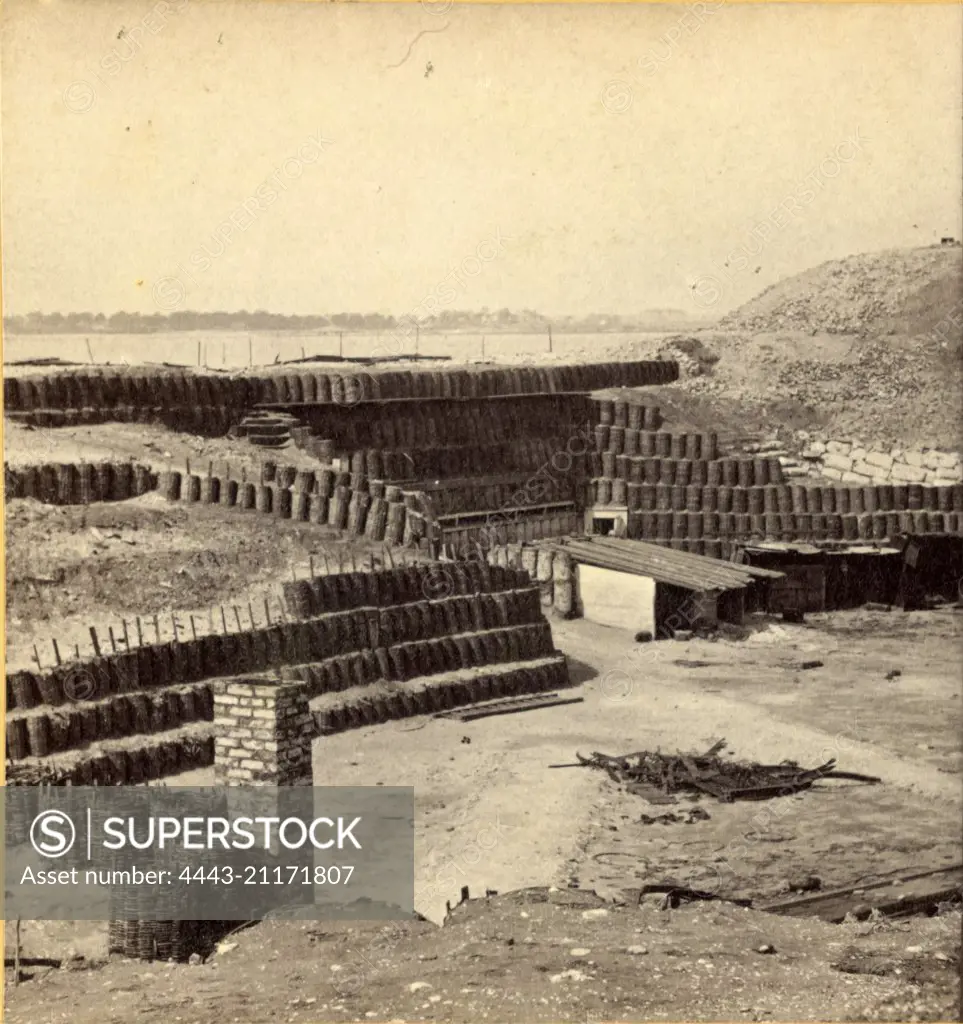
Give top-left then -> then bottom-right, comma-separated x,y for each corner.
32,644 -> 42,670
248,601 -> 256,628
323,553 -> 330,573
107,627 -> 117,653
264,597 -> 271,625
171,614 -> 179,642
309,555 -> 315,577
189,615 -> 197,640
136,617 -> 143,646
52,639 -> 62,666
122,620 -> 130,650
220,606 -> 228,633
74,644 -> 80,660
153,615 -> 160,642
233,606 -> 243,631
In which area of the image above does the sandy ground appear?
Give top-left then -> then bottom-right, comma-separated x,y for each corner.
4,493 -> 407,672
3,359 -> 961,1020
6,608 -> 961,1021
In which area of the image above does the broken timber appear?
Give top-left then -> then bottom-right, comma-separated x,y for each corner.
760,864 -> 963,923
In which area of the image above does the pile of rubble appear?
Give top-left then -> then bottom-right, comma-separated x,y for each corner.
566,741 -> 880,803
720,245 -> 962,338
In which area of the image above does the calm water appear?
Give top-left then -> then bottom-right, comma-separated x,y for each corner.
3,331 -> 673,371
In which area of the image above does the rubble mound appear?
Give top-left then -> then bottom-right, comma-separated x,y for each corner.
720,244 -> 963,339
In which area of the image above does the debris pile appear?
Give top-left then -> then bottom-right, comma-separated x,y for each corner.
571,740 -> 880,802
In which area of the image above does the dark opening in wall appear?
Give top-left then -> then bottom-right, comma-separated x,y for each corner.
592,516 -> 616,536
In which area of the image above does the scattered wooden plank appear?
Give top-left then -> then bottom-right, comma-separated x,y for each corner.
435,692 -> 584,723
761,865 -> 963,923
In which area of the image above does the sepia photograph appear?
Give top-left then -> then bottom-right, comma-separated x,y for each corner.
2,1 -> 961,1021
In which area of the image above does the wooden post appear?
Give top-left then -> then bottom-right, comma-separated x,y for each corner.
122,620 -> 130,650
51,639 -> 62,666
233,606 -> 243,631
86,339 -> 94,364
107,627 -> 117,653
74,644 -> 80,659
309,555 -> 315,577
135,616 -> 143,646
263,597 -> 272,625
171,614 -> 179,643
189,615 -> 197,640
548,325 -> 553,353
248,601 -> 257,628
153,614 -> 160,643
32,644 -> 42,670
220,606 -> 228,633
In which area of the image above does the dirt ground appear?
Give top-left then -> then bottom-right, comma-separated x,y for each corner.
3,492 -> 406,673
3,372 -> 962,1021
5,608 -> 961,1022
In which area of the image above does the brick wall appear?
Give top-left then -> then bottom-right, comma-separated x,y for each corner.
213,677 -> 313,786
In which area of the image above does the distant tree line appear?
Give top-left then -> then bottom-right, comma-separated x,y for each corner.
3,307 -> 700,335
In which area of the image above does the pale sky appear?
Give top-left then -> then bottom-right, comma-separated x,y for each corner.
2,1 -> 961,318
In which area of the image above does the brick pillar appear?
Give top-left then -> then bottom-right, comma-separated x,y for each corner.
213,677 -> 313,786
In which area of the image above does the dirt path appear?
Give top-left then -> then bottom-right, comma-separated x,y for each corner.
312,611 -> 961,925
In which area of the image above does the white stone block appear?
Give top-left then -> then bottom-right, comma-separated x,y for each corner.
823,452 -> 853,472
865,451 -> 894,471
